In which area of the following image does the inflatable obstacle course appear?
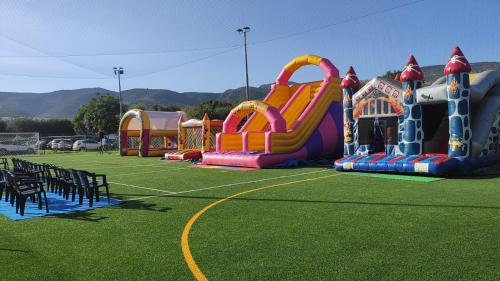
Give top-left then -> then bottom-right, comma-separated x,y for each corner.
164,113 -> 223,160
202,54 -> 344,168
335,47 -> 500,176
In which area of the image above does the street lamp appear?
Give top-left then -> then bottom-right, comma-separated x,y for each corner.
237,26 -> 250,101
113,67 -> 124,118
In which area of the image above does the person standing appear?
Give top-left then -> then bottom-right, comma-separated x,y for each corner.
99,131 -> 106,154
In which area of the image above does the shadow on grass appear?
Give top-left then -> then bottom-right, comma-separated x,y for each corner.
113,197 -> 172,213
456,164 -> 500,179
166,194 -> 500,210
0,247 -> 32,253
52,211 -> 109,222
50,194 -> 171,222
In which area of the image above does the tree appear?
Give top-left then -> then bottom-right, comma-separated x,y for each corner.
72,96 -> 120,134
72,104 -> 89,134
0,120 -> 8,132
127,103 -> 147,110
126,103 -> 181,112
383,69 -> 401,80
150,104 -> 181,112
184,100 -> 234,120
4,118 -> 74,136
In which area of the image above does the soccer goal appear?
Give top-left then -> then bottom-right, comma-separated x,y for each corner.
0,132 -> 40,156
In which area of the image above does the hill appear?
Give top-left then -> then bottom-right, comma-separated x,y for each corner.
0,85 -> 272,118
0,62 -> 498,118
421,61 -> 500,85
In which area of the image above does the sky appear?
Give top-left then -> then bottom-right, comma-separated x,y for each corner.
0,0 -> 499,93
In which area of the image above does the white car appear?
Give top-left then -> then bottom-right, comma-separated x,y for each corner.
0,142 -> 36,155
57,139 -> 73,151
49,139 -> 63,149
73,139 -> 101,151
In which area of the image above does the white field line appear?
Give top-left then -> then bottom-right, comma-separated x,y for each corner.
172,169 -> 330,194
108,167 -> 188,177
23,155 -> 111,162
77,161 -> 170,167
68,163 -> 174,170
23,155 -> 148,164
40,160 -> 162,167
21,158 -> 122,166
23,161 -> 186,174
122,194 -> 163,202
21,154 -> 182,167
108,181 -> 176,194
29,159 -> 181,170
117,169 -> 331,202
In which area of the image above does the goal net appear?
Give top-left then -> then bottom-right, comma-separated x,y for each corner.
0,132 -> 40,156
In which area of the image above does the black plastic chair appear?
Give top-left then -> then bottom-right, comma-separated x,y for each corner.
52,166 -> 72,199
0,158 -> 9,170
40,164 -> 55,193
77,170 -> 96,207
5,171 -> 49,216
87,171 -> 110,204
0,169 -> 10,202
68,169 -> 86,205
77,170 -> 110,207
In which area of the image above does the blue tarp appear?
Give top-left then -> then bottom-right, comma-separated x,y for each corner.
0,192 -> 121,221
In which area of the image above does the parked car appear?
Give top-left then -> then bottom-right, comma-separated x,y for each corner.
73,139 -> 101,151
36,139 -> 48,150
0,141 -> 36,155
106,138 -> 118,150
57,139 -> 73,151
49,139 -> 63,150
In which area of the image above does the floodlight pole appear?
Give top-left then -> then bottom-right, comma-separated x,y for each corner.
237,27 -> 251,101
113,67 -> 124,118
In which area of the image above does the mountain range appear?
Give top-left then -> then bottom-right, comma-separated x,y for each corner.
1,62 -> 499,118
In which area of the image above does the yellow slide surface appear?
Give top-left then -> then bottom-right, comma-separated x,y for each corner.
217,54 -> 341,154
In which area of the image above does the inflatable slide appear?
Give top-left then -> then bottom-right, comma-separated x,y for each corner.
202,54 -> 344,168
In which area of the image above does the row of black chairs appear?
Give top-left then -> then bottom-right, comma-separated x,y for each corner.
0,158 -> 110,216
0,158 -> 48,216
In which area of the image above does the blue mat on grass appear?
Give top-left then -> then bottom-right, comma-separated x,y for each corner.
0,192 -> 121,221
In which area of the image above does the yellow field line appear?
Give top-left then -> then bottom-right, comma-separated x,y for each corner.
181,173 -> 341,281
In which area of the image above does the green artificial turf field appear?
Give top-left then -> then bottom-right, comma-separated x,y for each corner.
1,152 -> 499,281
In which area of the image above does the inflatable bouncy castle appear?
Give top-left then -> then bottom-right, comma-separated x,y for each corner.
119,109 -> 186,157
335,47 -> 500,176
202,54 -> 344,168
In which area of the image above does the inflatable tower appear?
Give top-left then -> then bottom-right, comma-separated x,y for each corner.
400,55 -> 424,155
445,47 -> 472,157
341,66 -> 360,156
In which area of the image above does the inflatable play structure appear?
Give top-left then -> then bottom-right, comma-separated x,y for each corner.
164,113 -> 223,160
335,47 -> 500,176
119,109 -> 186,157
202,54 -> 344,168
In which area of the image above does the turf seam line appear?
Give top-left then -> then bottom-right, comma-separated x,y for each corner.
181,173 -> 342,281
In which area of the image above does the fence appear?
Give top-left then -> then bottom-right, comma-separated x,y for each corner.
0,132 -> 39,156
